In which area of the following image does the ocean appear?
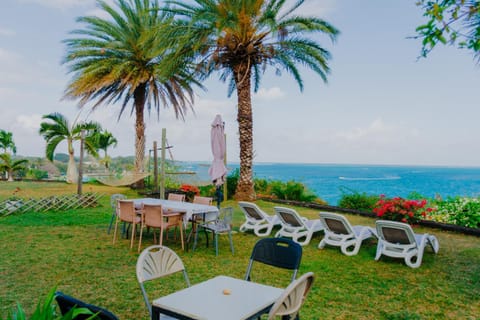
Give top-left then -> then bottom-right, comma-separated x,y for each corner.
181,162 -> 480,205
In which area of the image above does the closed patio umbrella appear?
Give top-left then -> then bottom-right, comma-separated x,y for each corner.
208,114 -> 227,207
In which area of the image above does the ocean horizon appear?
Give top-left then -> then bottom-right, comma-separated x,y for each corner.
182,162 -> 480,205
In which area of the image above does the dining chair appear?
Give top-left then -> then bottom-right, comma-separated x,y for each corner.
167,193 -> 186,202
266,272 -> 315,320
193,207 -> 234,256
112,200 -> 141,249
137,204 -> 184,252
189,196 -> 214,246
136,245 -> 190,319
107,193 -> 126,234
55,291 -> 119,320
191,195 -> 211,204
245,238 -> 302,283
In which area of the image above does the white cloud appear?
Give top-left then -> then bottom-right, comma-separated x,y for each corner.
336,118 -> 419,144
0,48 -> 18,63
15,114 -> 43,132
283,0 -> 336,17
18,0 -> 93,10
254,87 -> 285,101
0,28 -> 15,37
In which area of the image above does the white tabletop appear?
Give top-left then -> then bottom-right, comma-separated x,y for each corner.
152,275 -> 283,320
133,198 -> 219,225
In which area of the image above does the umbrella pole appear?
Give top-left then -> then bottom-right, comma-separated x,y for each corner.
160,128 -> 166,199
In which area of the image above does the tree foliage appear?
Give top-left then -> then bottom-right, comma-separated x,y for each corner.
415,0 -> 480,63
0,130 -> 17,155
0,153 -> 28,182
63,0 -> 203,177
164,0 -> 339,200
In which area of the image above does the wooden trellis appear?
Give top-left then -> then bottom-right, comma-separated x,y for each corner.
0,192 -> 104,216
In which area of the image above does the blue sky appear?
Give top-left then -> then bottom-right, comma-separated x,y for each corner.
0,0 -> 478,166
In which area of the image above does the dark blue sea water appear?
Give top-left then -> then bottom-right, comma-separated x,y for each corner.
184,162 -> 480,205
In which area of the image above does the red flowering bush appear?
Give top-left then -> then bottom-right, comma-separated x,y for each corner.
373,195 -> 434,224
179,184 -> 200,202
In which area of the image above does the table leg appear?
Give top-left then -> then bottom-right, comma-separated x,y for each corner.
151,306 -> 160,320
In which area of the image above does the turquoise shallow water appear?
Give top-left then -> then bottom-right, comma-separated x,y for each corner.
184,162 -> 480,205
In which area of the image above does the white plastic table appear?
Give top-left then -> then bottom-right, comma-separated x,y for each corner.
151,275 -> 283,320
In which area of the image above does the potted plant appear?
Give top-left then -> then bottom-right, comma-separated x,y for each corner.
179,184 -> 200,202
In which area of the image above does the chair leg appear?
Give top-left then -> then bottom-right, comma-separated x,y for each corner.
215,233 -> 219,256
228,231 -> 234,255
112,217 -> 119,244
130,223 -> 136,249
107,213 -> 115,234
159,227 -> 164,246
193,225 -> 200,251
137,224 -> 144,253
179,223 -> 185,251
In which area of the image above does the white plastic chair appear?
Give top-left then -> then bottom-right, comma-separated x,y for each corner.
238,201 -> 280,237
136,245 -> 190,319
274,207 -> 324,246
267,272 -> 315,320
375,220 -> 440,268
318,212 -> 377,256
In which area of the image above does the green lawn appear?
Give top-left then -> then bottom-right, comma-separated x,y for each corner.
0,182 -> 479,319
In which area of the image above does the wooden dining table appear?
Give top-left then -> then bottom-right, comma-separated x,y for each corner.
151,275 -> 283,320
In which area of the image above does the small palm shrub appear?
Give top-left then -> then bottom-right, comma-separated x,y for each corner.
268,180 -> 320,203
337,188 -> 380,211
1,288 -> 92,320
226,169 -> 239,200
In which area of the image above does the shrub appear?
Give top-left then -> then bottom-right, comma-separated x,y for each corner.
430,196 -> 480,228
226,169 -> 239,200
373,196 -> 433,225
269,180 -> 320,203
253,178 -> 269,194
338,188 -> 379,211
26,168 -> 49,180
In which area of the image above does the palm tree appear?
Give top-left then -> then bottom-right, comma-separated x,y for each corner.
62,0 -> 203,187
39,112 -> 101,183
95,130 -> 118,170
165,0 -> 339,200
0,153 -> 28,182
0,130 -> 16,155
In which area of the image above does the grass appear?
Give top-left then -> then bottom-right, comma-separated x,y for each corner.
1,181 -> 479,319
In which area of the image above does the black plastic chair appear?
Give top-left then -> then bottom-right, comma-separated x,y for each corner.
245,238 -> 302,283
55,292 -> 119,320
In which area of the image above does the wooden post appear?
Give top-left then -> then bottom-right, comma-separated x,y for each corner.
223,133 -> 227,201
160,128 -> 166,199
153,141 -> 159,194
77,130 -> 85,196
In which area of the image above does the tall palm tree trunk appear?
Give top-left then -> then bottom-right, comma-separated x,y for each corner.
7,169 -> 14,182
66,138 -> 78,184
134,84 -> 146,189
234,64 -> 256,201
